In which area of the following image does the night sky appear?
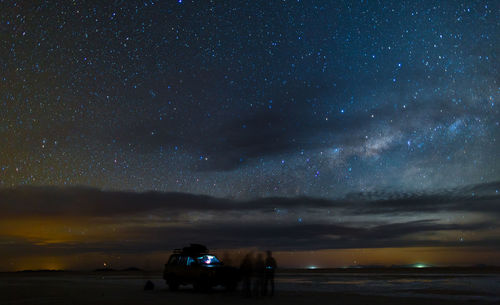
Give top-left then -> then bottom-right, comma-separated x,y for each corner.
0,1 -> 499,270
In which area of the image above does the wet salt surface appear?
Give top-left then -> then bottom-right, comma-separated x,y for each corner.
2,272 -> 499,303
276,272 -> 500,302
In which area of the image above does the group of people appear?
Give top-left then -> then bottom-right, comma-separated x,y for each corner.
240,250 -> 277,297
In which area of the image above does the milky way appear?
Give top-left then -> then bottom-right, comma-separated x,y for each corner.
1,1 -> 500,270
1,1 -> 498,198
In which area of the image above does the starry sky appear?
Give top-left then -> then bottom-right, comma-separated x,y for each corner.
0,1 -> 499,270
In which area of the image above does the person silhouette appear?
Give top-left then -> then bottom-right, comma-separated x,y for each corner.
253,253 -> 265,297
240,252 -> 253,297
263,250 -> 277,296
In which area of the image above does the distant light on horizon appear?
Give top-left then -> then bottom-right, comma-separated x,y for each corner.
413,263 -> 429,268
307,266 -> 318,270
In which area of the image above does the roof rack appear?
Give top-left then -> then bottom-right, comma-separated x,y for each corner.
180,244 -> 209,256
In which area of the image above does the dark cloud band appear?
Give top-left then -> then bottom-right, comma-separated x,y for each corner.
1,181 -> 498,218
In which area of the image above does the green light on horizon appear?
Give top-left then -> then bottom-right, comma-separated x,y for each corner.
413,263 -> 428,268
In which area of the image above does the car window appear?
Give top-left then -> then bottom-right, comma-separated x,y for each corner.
168,255 -> 179,265
178,256 -> 188,265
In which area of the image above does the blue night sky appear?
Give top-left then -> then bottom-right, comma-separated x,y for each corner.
2,0 -> 498,197
0,1 -> 499,269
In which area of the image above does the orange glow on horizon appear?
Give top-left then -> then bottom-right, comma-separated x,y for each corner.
1,217 -> 499,272
2,246 -> 499,272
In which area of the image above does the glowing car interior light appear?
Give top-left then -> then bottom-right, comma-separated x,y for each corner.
197,255 -> 220,265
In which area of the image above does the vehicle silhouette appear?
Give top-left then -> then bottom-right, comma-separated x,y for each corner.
163,244 -> 240,292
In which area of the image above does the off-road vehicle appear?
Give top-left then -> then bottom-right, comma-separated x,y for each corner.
163,244 -> 240,291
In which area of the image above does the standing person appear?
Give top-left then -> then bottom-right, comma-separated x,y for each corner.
253,253 -> 265,297
240,252 -> 253,298
264,250 -> 277,296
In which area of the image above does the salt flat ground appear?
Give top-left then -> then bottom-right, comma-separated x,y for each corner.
0,271 -> 498,305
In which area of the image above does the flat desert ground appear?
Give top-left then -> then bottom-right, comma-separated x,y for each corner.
1,270 -> 499,305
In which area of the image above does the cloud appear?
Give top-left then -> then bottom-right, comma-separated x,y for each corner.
0,182 -> 498,255
1,219 -> 497,255
116,219 -> 496,250
1,181 -> 499,218
0,183 -> 495,220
